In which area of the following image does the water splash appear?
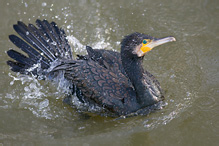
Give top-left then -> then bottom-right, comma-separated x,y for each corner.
66,35 -> 85,54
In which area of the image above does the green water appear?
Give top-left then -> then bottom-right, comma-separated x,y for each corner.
0,0 -> 218,145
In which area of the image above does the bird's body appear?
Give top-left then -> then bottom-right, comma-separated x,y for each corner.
7,20 -> 175,116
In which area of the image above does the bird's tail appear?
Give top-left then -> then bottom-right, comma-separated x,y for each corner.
7,19 -> 73,77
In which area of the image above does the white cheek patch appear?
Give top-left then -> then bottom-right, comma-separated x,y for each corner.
136,50 -> 144,57
132,44 -> 145,57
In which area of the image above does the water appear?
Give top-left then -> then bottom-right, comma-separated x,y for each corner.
0,0 -> 218,145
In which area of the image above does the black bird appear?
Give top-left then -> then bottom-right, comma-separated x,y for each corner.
7,20 -> 176,116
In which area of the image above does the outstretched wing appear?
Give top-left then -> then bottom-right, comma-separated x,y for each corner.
7,19 -> 72,75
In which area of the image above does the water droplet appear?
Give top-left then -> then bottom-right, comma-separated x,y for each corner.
42,2 -> 47,7
67,25 -> 71,29
24,2 -> 28,7
186,92 -> 191,97
10,80 -> 14,85
170,74 -> 176,78
51,41 -> 57,45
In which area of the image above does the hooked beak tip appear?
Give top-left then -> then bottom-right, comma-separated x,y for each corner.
170,37 -> 176,42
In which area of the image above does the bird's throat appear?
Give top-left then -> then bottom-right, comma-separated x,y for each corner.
121,56 -> 158,107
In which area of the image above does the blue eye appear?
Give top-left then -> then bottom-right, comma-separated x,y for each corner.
143,39 -> 147,44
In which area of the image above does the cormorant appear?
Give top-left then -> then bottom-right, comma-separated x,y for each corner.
6,20 -> 176,116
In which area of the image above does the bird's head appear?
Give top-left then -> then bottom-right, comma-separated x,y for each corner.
121,32 -> 176,58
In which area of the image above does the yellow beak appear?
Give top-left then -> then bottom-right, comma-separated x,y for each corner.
140,36 -> 176,54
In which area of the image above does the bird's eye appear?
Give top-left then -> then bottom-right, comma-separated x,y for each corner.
143,39 -> 147,44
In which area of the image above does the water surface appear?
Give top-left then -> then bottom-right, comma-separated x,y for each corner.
0,0 -> 218,145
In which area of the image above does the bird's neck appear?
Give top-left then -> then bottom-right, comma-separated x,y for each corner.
122,56 -> 144,84
121,55 -> 157,107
